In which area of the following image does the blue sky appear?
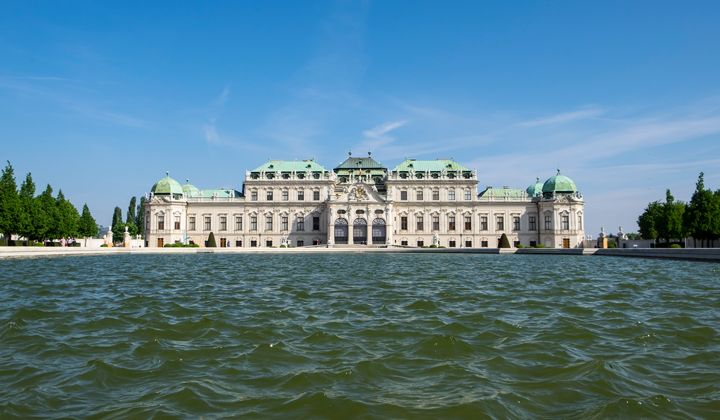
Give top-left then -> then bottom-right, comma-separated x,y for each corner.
2,1 -> 720,235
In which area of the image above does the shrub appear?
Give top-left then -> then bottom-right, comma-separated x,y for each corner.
516,243 -> 525,248
498,233 -> 511,248
100,244 -> 108,247
164,242 -> 200,248
670,243 -> 682,248
207,232 -> 217,248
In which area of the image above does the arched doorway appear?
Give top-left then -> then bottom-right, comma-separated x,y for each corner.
334,218 -> 348,244
372,218 -> 386,244
353,218 -> 368,244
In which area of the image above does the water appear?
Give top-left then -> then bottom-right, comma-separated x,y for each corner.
1,254 -> 718,418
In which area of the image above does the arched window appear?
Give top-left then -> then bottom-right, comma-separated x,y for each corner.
372,218 -> 386,244
334,218 -> 348,244
353,218 -> 368,245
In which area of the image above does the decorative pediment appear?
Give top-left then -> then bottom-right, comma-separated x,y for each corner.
333,181 -> 387,204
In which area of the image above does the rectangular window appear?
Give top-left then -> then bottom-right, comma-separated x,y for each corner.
465,240 -> 472,248
235,240 -> 242,247
401,216 -> 408,230
251,240 -> 257,247
416,216 -> 424,231
189,216 -> 196,231
204,216 -> 211,231
529,216 -> 537,231
235,216 -> 243,231
481,240 -> 488,248
401,240 -> 408,246
282,190 -> 289,201
562,215 -> 569,230
251,191 -> 258,201
480,216 -> 488,231
464,190 -> 471,200
496,216 -> 504,231
282,216 -> 288,231
464,215 -> 471,231
514,241 -> 521,248
545,215 -> 552,230
219,216 -> 227,231
578,215 -> 583,229
416,189 -> 423,200
449,240 -> 456,248
400,190 -> 408,201
432,215 -> 440,231
313,190 -> 320,201
312,216 -> 320,231
251,216 -> 258,231
297,217 -> 305,232
448,189 -> 456,200
174,216 -> 180,230
266,190 -> 273,201
266,240 -> 272,247
417,240 -> 424,247
157,215 -> 165,230
530,240 -> 537,247
265,215 -> 273,231
297,190 -> 304,201
432,189 -> 439,200
297,240 -> 304,247
449,215 -> 456,231
513,216 -> 520,231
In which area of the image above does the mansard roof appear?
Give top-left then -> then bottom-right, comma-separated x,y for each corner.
478,186 -> 527,199
252,159 -> 327,173
197,188 -> 242,198
334,155 -> 386,171
393,159 -> 470,172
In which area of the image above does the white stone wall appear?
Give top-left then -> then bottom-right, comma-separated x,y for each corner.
146,175 -> 585,248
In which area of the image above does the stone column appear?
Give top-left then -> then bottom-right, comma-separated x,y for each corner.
123,226 -> 131,248
326,206 -> 333,246
385,205 -> 393,245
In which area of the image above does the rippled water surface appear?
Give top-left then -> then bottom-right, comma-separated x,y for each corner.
1,254 -> 719,418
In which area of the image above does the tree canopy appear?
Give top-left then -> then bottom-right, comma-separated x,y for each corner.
0,161 -> 99,245
637,173 -> 720,246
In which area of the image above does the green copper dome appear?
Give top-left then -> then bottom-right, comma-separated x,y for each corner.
182,179 -> 200,197
526,177 -> 543,197
151,173 -> 184,196
542,170 -> 577,195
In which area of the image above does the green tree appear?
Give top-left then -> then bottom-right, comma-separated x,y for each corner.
0,161 -> 19,244
207,231 -> 217,247
18,172 -> 38,242
111,206 -> 124,243
638,201 -> 661,242
136,196 -> 147,236
78,203 -> 99,245
684,173 -> 720,247
498,233 -> 511,248
35,184 -> 57,242
126,196 -> 137,226
56,190 -> 80,242
658,189 -> 685,244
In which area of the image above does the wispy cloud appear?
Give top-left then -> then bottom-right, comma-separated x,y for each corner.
363,119 -> 407,139
0,75 -> 149,128
203,86 -> 231,145
518,106 -> 605,127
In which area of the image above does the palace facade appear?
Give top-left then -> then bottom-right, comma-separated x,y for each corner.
144,154 -> 585,248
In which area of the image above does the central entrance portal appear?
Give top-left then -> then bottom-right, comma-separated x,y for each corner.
372,218 -> 386,244
353,218 -> 368,245
334,218 -> 348,244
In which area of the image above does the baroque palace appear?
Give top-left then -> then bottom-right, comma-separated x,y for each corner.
145,153 -> 585,248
